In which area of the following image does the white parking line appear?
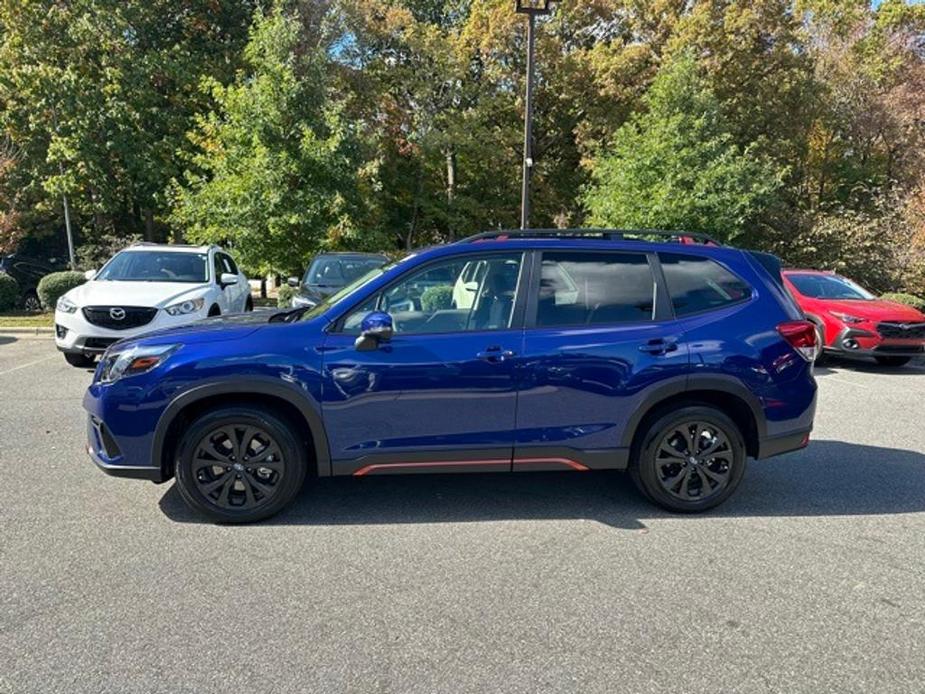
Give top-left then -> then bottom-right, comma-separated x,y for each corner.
0,353 -> 59,377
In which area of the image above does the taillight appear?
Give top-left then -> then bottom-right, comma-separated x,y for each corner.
777,320 -> 818,362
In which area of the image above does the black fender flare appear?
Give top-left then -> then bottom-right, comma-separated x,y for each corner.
618,374 -> 767,449
152,377 -> 331,478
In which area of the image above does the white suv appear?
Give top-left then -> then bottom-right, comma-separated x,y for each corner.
55,243 -> 251,367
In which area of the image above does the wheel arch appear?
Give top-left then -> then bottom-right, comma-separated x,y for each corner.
622,376 -> 765,459
153,380 -> 331,481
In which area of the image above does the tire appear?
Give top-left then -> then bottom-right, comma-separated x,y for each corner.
22,292 -> 42,313
64,352 -> 96,368
630,405 -> 747,513
874,356 -> 911,367
208,305 -> 221,317
245,296 -> 254,312
174,406 -> 307,523
813,323 -> 827,364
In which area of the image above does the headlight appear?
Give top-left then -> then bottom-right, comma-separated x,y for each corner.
830,311 -> 864,324
98,344 -> 180,384
165,298 -> 205,316
57,296 -> 78,314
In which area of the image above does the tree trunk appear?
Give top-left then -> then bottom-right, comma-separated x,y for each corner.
142,208 -> 155,242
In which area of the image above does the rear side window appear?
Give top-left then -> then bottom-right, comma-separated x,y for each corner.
659,253 -> 751,317
536,252 -> 656,327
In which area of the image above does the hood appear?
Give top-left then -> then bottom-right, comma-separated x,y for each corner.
819,299 -> 925,322
114,310 -> 280,349
66,280 -> 209,308
298,284 -> 336,302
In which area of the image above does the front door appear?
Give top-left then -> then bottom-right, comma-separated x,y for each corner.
514,250 -> 690,471
320,252 -> 526,476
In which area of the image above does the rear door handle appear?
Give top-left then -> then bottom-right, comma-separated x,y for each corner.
477,346 -> 516,363
639,339 -> 678,356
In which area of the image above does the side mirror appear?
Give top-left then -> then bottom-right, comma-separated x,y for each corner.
220,272 -> 238,287
287,276 -> 300,288
84,269 -> 97,281
355,311 -> 394,352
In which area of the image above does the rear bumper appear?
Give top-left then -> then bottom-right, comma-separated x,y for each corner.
757,429 -> 811,459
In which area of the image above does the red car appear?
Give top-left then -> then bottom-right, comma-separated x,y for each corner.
782,269 -> 925,366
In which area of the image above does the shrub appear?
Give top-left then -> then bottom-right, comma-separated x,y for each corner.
277,284 -> 296,308
0,272 -> 18,311
37,271 -> 87,310
881,292 -> 925,312
421,285 -> 454,313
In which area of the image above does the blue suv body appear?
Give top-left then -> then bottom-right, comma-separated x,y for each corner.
83,231 -> 818,522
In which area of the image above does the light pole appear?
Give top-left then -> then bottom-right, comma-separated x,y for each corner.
515,0 -> 551,230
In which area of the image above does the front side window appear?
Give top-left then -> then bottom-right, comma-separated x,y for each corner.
659,253 -> 752,316
341,253 -> 523,334
96,251 -> 209,283
535,252 -> 656,327
787,273 -> 874,301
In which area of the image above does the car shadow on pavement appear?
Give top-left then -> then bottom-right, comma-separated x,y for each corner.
158,439 -> 925,529
0,336 -> 17,347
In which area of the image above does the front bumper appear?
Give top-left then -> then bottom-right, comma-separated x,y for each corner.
55,306 -> 207,355
86,414 -> 164,482
824,327 -> 925,358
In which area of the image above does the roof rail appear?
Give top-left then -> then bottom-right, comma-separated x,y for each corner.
459,228 -> 724,246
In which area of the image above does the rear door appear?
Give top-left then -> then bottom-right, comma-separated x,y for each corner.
514,249 -> 689,471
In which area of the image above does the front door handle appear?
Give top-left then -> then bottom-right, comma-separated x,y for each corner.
477,346 -> 516,363
639,339 -> 679,356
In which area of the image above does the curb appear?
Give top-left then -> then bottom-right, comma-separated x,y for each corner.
0,327 -> 54,336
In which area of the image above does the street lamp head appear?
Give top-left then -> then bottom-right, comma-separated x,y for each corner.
515,0 -> 552,15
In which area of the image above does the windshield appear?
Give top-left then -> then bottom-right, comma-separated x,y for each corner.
96,251 -> 209,283
305,257 -> 386,287
788,273 -> 875,300
299,265 -> 393,321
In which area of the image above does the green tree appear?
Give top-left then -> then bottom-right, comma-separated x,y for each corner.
584,54 -> 782,242
170,5 -> 364,275
0,0 -> 257,245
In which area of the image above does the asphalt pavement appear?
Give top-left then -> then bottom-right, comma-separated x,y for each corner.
1,335 -> 924,694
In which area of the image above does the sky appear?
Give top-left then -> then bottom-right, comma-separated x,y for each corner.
871,0 -> 925,6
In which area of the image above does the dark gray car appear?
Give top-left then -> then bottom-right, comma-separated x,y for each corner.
289,252 -> 389,308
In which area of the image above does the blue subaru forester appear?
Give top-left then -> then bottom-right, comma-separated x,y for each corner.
83,230 -> 818,522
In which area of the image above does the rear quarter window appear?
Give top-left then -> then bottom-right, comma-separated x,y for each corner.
659,253 -> 752,317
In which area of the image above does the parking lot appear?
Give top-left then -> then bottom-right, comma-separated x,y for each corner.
1,335 -> 924,694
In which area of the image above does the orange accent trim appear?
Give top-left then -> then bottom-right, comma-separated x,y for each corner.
353,459 -> 509,477
352,456 -> 590,476
513,457 -> 590,471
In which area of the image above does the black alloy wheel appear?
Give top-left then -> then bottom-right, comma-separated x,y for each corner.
175,407 -> 306,523
23,292 -> 42,312
631,405 -> 746,513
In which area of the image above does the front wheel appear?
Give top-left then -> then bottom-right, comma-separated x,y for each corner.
630,406 -> 746,513
64,352 -> 96,368
874,356 -> 911,367
245,296 -> 254,312
174,406 -> 307,523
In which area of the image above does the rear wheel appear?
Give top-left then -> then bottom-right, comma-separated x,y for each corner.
22,292 -> 41,313
64,352 -> 95,368
245,296 -> 254,312
630,405 -> 746,513
874,356 -> 911,367
174,406 -> 307,523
